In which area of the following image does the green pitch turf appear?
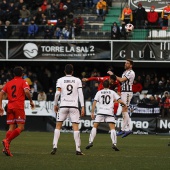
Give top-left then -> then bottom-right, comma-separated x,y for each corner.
0,131 -> 170,170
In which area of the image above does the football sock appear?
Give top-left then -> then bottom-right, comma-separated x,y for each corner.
6,130 -> 13,139
110,129 -> 117,145
74,131 -> 81,152
89,127 -> 96,143
53,129 -> 60,148
127,117 -> 133,131
122,112 -> 129,131
7,128 -> 21,143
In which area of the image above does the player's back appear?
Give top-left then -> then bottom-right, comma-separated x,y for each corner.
95,88 -> 120,116
57,75 -> 82,108
122,70 -> 135,92
3,77 -> 29,109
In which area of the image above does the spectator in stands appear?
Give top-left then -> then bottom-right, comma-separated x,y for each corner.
121,4 -> 133,25
134,2 -> 147,29
8,1 -> 15,12
147,5 -> 158,29
0,7 -> 5,23
30,87 -> 38,100
2,20 -> 12,39
61,24 -> 70,39
44,24 -> 54,39
66,12 -> 74,26
140,93 -> 150,104
18,21 -> 28,39
73,14 -> 84,36
18,5 -> 30,24
4,7 -> 11,22
65,0 -> 74,13
37,90 -> 47,101
0,0 -> 9,11
149,95 -> 159,107
147,80 -> 158,95
120,21 -> 128,40
132,79 -> 143,94
161,2 -> 170,27
165,79 -> 170,92
96,0 -> 107,20
157,81 -> 165,95
49,0 -> 59,17
46,87 -> 55,101
56,17 -> 66,29
17,0 -> 26,10
23,73 -> 32,86
32,79 -> 43,94
82,82 -> 91,102
54,27 -> 62,39
11,6 -> 20,24
34,7 -> 44,25
111,22 -> 120,40
58,4 -> 69,19
41,0 -> 48,12
28,20 -> 38,38
160,91 -> 170,117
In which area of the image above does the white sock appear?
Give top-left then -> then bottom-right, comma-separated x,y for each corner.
126,117 -> 132,131
89,127 -> 96,143
110,129 -> 117,145
74,131 -> 81,152
53,129 -> 60,148
122,112 -> 129,131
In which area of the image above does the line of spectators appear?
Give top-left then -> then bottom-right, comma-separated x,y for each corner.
0,0 -> 85,39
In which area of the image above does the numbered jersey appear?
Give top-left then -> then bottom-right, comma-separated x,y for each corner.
2,77 -> 30,109
94,89 -> 120,116
56,75 -> 83,108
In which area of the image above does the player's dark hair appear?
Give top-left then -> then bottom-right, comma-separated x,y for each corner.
65,64 -> 74,74
103,80 -> 110,88
127,59 -> 134,66
13,66 -> 24,76
110,74 -> 116,81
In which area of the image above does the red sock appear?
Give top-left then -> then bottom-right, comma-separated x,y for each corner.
7,128 -> 21,143
114,103 -> 119,115
6,130 -> 13,139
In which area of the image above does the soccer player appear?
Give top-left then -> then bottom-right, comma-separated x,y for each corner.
85,80 -> 127,151
82,74 -> 121,115
115,59 -> 135,138
51,64 -> 85,155
0,66 -> 34,157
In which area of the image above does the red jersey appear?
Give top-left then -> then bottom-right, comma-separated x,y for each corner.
2,77 -> 30,109
87,76 -> 121,92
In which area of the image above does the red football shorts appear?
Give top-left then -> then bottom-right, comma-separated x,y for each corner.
7,108 -> 26,124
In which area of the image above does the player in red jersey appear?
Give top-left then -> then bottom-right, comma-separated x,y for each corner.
0,66 -> 34,157
82,74 -> 121,115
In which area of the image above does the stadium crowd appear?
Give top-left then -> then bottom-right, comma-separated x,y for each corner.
0,63 -> 170,117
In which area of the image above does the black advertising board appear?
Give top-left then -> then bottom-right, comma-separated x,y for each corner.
112,41 -> 170,61
8,41 -> 111,61
0,41 -> 6,59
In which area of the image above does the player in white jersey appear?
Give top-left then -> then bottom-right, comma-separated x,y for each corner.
85,80 -> 127,151
116,59 -> 135,138
51,64 -> 85,156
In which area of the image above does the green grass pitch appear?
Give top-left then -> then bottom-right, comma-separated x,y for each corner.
0,131 -> 170,170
